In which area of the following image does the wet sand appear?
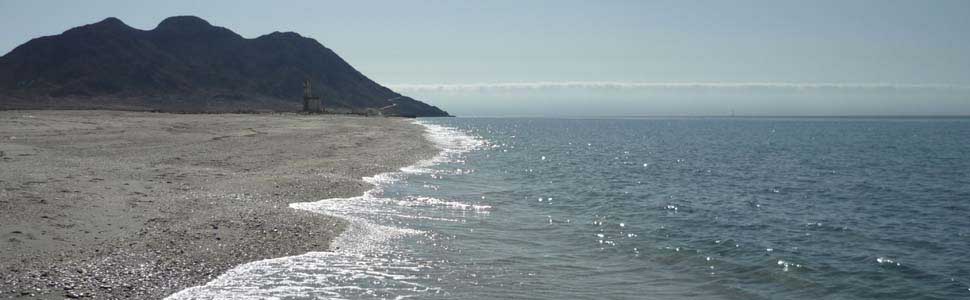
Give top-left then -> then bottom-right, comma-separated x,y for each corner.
0,110 -> 437,299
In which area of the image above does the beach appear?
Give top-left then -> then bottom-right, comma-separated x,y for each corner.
0,110 -> 437,299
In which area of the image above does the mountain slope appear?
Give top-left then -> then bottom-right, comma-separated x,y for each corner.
0,16 -> 449,116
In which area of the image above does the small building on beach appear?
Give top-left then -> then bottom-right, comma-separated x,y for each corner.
302,80 -> 322,113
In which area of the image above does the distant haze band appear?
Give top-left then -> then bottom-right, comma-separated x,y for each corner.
387,81 -> 970,92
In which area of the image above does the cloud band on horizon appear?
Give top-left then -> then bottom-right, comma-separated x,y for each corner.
387,81 -> 970,93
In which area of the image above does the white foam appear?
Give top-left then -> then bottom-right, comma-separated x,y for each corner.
167,120 -> 485,300
397,196 -> 492,212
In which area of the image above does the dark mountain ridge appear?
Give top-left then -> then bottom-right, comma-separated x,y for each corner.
0,16 -> 450,116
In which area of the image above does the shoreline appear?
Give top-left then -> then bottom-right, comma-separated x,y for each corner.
0,110 -> 438,299
165,119 -> 483,299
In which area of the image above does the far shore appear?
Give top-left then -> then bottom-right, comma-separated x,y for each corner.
0,110 -> 437,299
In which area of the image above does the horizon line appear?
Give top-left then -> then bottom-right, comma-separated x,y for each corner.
434,114 -> 970,119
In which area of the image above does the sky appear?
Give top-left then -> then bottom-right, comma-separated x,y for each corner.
1,0 -> 969,116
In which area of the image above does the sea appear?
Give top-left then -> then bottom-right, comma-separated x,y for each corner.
169,117 -> 970,299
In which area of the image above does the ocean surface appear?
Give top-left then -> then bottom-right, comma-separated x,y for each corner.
170,117 -> 970,299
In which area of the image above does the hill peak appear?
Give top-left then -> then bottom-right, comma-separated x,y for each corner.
156,16 -> 213,30
71,17 -> 134,33
151,16 -> 240,40
96,17 -> 126,26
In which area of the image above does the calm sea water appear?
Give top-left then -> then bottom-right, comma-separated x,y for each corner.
171,117 -> 970,300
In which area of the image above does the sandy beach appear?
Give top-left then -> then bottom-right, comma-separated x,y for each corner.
0,110 -> 437,299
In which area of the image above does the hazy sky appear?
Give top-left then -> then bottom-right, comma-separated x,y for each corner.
1,0 -> 969,116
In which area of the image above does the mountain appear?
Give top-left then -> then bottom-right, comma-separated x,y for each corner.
0,16 -> 449,116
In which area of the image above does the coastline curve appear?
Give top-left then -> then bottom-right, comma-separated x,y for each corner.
166,119 -> 483,299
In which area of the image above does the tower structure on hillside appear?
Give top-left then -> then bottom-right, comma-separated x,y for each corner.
302,79 -> 322,113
